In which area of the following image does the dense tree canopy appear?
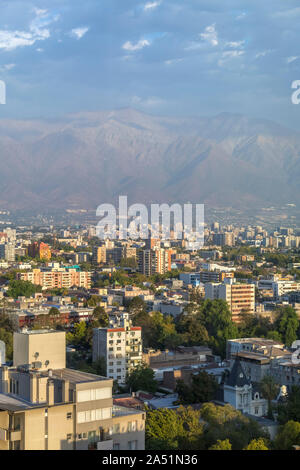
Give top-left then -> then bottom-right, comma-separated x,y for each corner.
126,363 -> 158,393
7,279 -> 39,299
176,371 -> 218,405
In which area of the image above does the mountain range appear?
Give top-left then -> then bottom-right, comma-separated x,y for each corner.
0,108 -> 299,210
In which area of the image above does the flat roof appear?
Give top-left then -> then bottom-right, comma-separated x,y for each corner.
45,368 -> 111,384
112,405 -> 143,417
17,329 -> 64,335
0,393 -> 35,411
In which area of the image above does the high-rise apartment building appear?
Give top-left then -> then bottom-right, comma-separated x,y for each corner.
92,312 -> 142,384
0,243 -> 15,262
28,242 -> 51,261
0,330 -> 145,450
205,280 -> 255,322
138,248 -> 171,276
212,232 -> 235,247
92,245 -> 107,264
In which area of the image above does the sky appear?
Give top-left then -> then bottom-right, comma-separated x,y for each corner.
1,0 -> 300,128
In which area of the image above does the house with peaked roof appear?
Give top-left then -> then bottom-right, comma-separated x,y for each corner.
224,357 -> 267,417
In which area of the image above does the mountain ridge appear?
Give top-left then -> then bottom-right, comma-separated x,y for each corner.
0,109 -> 299,210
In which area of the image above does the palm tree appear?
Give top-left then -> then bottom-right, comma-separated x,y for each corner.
260,375 -> 279,419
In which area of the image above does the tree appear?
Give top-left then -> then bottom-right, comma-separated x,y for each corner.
127,297 -> 147,317
176,312 -> 210,346
92,357 -> 107,376
277,386 -> 300,424
92,306 -> 108,327
274,420 -> 300,450
146,408 -> 185,450
274,306 -> 299,346
209,439 -> 232,450
0,328 -> 13,361
87,295 -> 99,307
176,371 -> 218,405
244,438 -> 269,450
146,406 -> 204,450
67,322 -> 87,346
7,279 -> 38,299
126,363 -> 158,393
260,375 -> 279,419
200,403 -> 269,450
133,311 -> 180,350
202,299 -> 238,357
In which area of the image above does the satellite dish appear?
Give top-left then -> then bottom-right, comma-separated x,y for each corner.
0,341 -> 5,365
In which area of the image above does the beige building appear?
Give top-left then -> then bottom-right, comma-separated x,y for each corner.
205,280 -> 255,322
92,246 -> 107,264
17,268 -> 91,290
0,330 -> 145,450
138,248 -> 171,276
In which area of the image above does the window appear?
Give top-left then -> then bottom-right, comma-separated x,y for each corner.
102,407 -> 112,420
14,415 -> 21,431
112,423 -> 120,434
67,434 -> 72,440
67,412 -> 72,420
77,408 -> 112,423
77,388 -> 112,403
128,440 -> 137,450
128,421 -> 137,432
88,431 -> 97,443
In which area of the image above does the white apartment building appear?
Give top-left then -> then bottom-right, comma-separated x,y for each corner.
92,313 -> 142,384
258,279 -> 300,300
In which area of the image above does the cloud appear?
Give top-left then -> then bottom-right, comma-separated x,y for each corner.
165,58 -> 183,66
0,9 -> 58,51
236,12 -> 247,20
287,56 -> 300,64
255,50 -> 272,59
122,39 -> 150,52
131,95 -> 164,108
144,1 -> 161,11
226,41 -> 245,49
218,50 -> 245,67
200,24 -> 218,46
0,63 -> 15,72
33,8 -> 48,18
69,27 -> 89,40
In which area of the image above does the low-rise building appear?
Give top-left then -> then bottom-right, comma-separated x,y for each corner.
0,330 -> 145,450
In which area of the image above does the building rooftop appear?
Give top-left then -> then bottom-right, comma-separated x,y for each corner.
17,329 -> 63,335
0,393 -> 36,411
225,358 -> 251,387
229,337 -> 283,347
112,405 -> 144,417
41,368 -> 110,384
